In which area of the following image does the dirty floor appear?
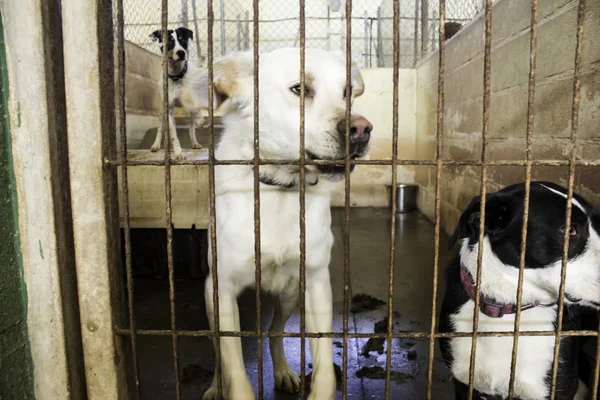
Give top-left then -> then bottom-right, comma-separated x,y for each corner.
125,208 -> 455,399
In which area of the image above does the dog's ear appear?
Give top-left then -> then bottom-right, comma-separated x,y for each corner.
329,50 -> 365,97
176,27 -> 193,41
212,51 -> 254,104
149,30 -> 163,43
448,192 -> 515,249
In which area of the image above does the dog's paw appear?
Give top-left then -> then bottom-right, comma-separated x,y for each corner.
173,151 -> 187,160
307,375 -> 336,400
274,366 -> 301,393
150,144 -> 160,152
192,143 -> 203,149
202,386 -> 223,400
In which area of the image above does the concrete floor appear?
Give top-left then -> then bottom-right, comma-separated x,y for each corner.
126,208 -> 455,399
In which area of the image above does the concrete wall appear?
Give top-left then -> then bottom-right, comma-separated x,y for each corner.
415,0 -> 600,235
0,12 -> 34,399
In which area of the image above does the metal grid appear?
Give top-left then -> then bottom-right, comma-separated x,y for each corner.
111,0 -> 600,400
121,0 -> 487,69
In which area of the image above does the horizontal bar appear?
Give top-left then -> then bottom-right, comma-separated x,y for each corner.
115,328 -> 599,339
105,158 -> 600,167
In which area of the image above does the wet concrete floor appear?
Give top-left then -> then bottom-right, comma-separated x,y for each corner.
125,208 -> 455,399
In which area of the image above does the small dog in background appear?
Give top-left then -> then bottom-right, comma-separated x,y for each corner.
439,182 -> 600,399
149,27 -> 214,160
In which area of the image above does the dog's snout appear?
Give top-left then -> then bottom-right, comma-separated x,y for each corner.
337,115 -> 372,145
176,50 -> 186,60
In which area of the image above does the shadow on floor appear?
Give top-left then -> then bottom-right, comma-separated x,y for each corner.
123,208 -> 456,399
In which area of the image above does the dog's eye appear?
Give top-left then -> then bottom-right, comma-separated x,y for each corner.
561,225 -> 578,237
290,84 -> 314,98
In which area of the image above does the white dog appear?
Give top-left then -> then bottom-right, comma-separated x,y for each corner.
203,48 -> 372,400
149,27 -> 215,160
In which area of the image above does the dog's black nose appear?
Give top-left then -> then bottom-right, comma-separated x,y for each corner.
337,115 -> 372,145
176,50 -> 186,60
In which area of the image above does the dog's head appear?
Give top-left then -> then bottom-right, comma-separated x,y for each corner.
211,48 -> 372,178
149,27 -> 193,62
449,181 -> 600,309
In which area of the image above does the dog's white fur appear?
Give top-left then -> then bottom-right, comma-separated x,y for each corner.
150,31 -> 216,160
449,193 -> 600,399
202,48 -> 366,400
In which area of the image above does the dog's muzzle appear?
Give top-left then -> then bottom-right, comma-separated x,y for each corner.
308,115 -> 372,175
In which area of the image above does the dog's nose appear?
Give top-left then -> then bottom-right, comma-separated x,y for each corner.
176,50 -> 186,60
337,115 -> 372,144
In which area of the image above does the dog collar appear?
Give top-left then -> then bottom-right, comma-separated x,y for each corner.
460,265 -> 556,318
259,173 -> 319,188
168,61 -> 188,81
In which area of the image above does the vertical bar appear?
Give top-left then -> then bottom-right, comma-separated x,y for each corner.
252,0 -> 263,398
549,1 -> 586,398
160,0 -> 181,398
181,0 -> 188,27
425,0 -> 445,398
298,1 -> 307,398
116,0 -> 141,397
363,11 -> 368,67
237,14 -> 241,51
421,0 -> 430,55
413,0 -> 419,67
376,7 -> 384,67
206,0 -> 223,395
467,1 -> 492,398
507,1 -> 538,398
342,0 -> 352,398
593,324 -> 600,400
191,0 -> 202,61
220,0 -> 226,56
245,10 -> 250,50
384,0 -> 400,398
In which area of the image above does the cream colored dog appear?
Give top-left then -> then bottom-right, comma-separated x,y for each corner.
204,48 -> 372,400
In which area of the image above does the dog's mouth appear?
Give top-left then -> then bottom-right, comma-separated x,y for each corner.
306,151 -> 359,174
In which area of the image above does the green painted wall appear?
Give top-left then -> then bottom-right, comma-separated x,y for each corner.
0,11 -> 35,400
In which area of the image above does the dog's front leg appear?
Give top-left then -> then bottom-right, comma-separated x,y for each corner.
151,118 -> 164,152
188,111 -> 202,149
204,278 -> 254,400
168,112 -> 186,160
305,267 -> 335,400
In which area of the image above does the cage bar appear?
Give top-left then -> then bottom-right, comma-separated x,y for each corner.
115,0 -> 141,397
252,0 -> 264,398
425,0 -> 445,398
549,1 -> 586,398
383,0 -> 400,398
466,1 -> 493,397
159,0 -> 182,397
507,1 -> 539,398
206,0 -> 224,395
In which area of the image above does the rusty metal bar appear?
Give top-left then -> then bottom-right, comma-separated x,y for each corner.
116,328 -> 599,339
115,0 -> 140,397
342,0 -> 353,398
252,0 -> 263,397
425,0 -> 445,397
160,1 -> 182,397
467,1 -> 492,397
298,1 -> 308,398
384,0 -> 400,398
549,1 -> 586,398
507,1 -> 538,398
206,0 -> 223,396
593,320 -> 600,400
105,158 -> 600,167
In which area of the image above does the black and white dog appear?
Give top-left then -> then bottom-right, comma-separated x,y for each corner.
439,182 -> 600,399
149,27 -> 214,160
